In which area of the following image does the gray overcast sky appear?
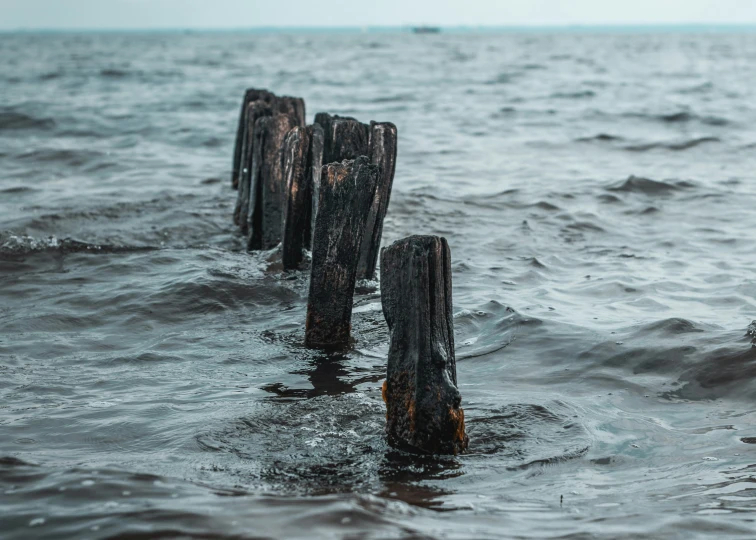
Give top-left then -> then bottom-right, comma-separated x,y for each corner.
3,0 -> 756,29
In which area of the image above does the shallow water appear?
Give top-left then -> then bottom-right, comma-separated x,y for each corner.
2,29 -> 756,539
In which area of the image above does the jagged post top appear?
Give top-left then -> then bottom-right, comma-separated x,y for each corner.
233,89 -> 305,189
232,88 -> 276,188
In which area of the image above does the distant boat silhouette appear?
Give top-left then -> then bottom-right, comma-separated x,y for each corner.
412,26 -> 441,34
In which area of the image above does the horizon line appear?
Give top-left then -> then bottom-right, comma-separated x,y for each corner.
3,22 -> 756,33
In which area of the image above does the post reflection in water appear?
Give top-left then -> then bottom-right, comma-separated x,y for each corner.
261,352 -> 385,399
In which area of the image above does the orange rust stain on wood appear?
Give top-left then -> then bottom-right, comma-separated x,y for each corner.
449,406 -> 467,446
407,399 -> 416,433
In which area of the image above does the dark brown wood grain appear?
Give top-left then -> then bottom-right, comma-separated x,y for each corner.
306,123 -> 324,250
314,112 -> 370,165
245,114 -> 298,250
357,121 -> 398,280
234,101 -> 273,230
305,156 -> 380,349
232,90 -> 305,191
281,126 -> 311,270
232,88 -> 276,189
380,235 -> 468,455
276,96 -> 306,128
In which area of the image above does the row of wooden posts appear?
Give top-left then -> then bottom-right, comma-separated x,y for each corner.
230,88 -> 468,455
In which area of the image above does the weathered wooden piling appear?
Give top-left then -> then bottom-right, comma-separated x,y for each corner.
232,88 -> 275,189
232,90 -> 305,190
233,101 -> 273,229
275,96 -> 306,128
357,121 -> 398,280
306,124 -> 324,250
281,123 -> 324,269
312,113 -> 397,280
245,114 -> 299,250
380,235 -> 468,455
281,126 -> 310,269
305,156 -> 380,348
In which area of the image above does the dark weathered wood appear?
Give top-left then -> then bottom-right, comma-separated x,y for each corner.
357,121 -> 398,280
306,123 -> 324,250
276,96 -> 306,128
232,88 -> 275,189
281,126 -> 311,270
245,114 -> 298,250
380,235 -> 468,455
242,116 -> 267,244
305,156 -> 380,348
234,101 -> 273,230
314,112 -> 370,165
313,112 -> 334,159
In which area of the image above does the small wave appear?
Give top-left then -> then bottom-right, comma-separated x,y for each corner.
39,71 -> 63,81
641,318 -> 704,336
597,193 -> 622,203
0,110 -> 56,131
100,68 -> 130,78
370,93 -> 414,103
0,186 -> 35,194
607,175 -> 693,194
565,221 -> 605,233
17,148 -> 104,166
673,344 -> 756,401
0,234 -> 157,258
145,275 -> 299,317
466,403 -> 590,466
623,137 -> 720,152
455,301 -> 541,360
625,111 -> 729,126
518,63 -> 546,70
658,111 -> 728,126
576,133 -> 623,143
677,81 -> 714,95
486,72 -> 518,85
660,112 -> 696,123
531,201 -> 560,211
0,456 -> 36,467
550,90 -> 596,99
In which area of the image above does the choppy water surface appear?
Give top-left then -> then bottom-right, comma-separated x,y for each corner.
2,30 -> 756,539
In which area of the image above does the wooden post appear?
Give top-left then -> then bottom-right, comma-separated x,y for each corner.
232,90 -> 304,190
380,235 -> 468,455
306,124 -> 324,250
276,96 -> 306,128
357,121 -> 398,280
233,101 -> 273,230
281,123 -> 324,268
245,114 -> 298,250
305,156 -> 380,348
313,112 -> 334,161
232,88 -> 275,189
281,126 -> 310,270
